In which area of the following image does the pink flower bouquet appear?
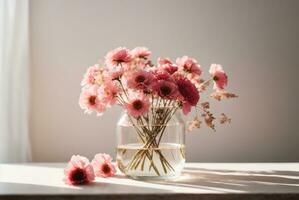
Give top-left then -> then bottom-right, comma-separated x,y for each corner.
79,47 -> 237,178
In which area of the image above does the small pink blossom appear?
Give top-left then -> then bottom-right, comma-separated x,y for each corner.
130,47 -> 152,69
163,64 -> 178,74
91,153 -> 116,178
98,81 -> 119,106
158,57 -> 172,66
176,56 -> 202,77
108,68 -> 125,80
153,70 -> 172,81
152,80 -> 178,100
126,70 -> 154,90
79,86 -> 106,115
81,65 -> 101,86
131,47 -> 151,59
105,47 -> 132,68
157,58 -> 178,74
124,95 -> 150,117
64,155 -> 95,185
209,64 -> 228,90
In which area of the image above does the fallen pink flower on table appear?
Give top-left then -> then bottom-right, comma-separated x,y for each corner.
64,155 -> 95,185
92,153 -> 116,178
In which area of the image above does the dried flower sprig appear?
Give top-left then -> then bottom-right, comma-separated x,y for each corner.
210,90 -> 238,101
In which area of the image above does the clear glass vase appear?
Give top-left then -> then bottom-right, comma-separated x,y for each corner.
116,107 -> 185,180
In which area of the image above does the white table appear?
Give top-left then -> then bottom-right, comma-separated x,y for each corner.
0,163 -> 298,200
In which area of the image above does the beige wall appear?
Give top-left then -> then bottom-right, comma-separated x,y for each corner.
30,0 -> 299,162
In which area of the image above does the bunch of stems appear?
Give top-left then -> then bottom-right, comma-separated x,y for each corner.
117,79 -> 179,175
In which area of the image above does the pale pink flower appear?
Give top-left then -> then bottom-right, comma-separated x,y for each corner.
163,64 -> 178,74
176,56 -> 202,77
157,57 -> 178,74
158,57 -> 172,66
64,155 -> 95,185
130,47 -> 152,69
107,68 -> 125,80
131,47 -> 151,59
126,70 -> 154,90
81,65 -> 101,86
98,81 -> 119,106
79,86 -> 106,115
105,47 -> 132,68
152,80 -> 178,100
153,70 -> 172,81
124,95 -> 150,117
91,153 -> 116,178
209,64 -> 228,90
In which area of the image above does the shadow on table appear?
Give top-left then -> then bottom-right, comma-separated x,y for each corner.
1,164 -> 298,194
145,166 -> 299,193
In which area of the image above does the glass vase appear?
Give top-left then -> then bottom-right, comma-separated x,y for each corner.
116,107 -> 185,180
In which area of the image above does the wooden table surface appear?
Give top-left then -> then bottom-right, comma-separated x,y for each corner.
0,163 -> 298,200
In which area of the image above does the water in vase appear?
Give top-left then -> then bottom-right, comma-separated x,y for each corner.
117,143 -> 185,179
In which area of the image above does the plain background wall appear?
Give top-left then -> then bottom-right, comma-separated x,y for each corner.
29,0 -> 299,162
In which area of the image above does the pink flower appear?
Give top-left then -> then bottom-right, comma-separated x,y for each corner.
158,57 -> 172,66
152,80 -> 178,100
98,81 -> 119,106
176,76 -> 200,109
176,56 -> 202,77
153,70 -> 172,81
79,86 -> 106,115
157,57 -> 178,74
131,47 -> 151,59
107,68 -> 125,80
91,153 -> 116,178
209,64 -> 228,90
124,95 -> 150,117
105,47 -> 132,68
126,70 -> 154,90
81,65 -> 101,86
163,64 -> 178,74
64,155 -> 95,185
182,102 -> 192,115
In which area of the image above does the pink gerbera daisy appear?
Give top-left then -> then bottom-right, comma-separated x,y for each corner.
157,57 -> 178,74
176,76 -> 200,107
64,155 -> 95,185
79,86 -> 106,115
131,47 -> 151,59
157,57 -> 172,66
153,70 -> 172,81
124,95 -> 150,117
209,64 -> 228,90
126,70 -> 154,90
98,81 -> 119,106
81,64 -> 101,86
91,153 -> 116,178
152,80 -> 178,100
176,56 -> 202,77
105,47 -> 132,68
